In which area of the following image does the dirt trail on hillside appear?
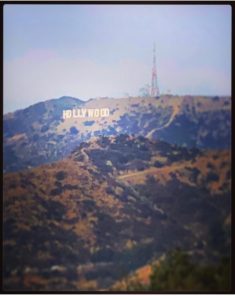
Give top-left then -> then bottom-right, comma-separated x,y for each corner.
118,163 -> 184,180
146,103 -> 181,139
117,160 -> 193,185
81,148 -> 89,162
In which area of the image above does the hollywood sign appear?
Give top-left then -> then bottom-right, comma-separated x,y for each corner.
63,108 -> 110,119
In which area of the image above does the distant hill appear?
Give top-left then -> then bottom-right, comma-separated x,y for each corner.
3,135 -> 231,291
3,95 -> 231,172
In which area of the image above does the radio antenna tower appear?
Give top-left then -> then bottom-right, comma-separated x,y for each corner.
151,43 -> 160,98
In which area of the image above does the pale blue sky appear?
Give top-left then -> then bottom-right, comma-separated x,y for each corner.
4,4 -> 231,113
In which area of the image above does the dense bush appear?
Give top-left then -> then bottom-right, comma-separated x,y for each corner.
83,121 -> 95,126
50,187 -> 63,196
41,124 -> 49,133
154,161 -> 164,168
70,126 -> 78,135
55,171 -> 67,180
206,172 -> 219,182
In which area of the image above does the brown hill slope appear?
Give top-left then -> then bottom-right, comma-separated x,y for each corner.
3,135 -> 231,291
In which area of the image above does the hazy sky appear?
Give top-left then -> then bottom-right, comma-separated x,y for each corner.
4,4 -> 231,113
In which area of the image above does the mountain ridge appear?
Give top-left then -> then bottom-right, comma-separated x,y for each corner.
4,95 -> 231,173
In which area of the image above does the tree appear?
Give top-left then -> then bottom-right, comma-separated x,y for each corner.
139,84 -> 150,97
149,250 -> 230,292
125,250 -> 230,292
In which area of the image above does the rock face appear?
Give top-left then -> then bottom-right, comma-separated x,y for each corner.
3,135 -> 231,291
3,95 -> 231,172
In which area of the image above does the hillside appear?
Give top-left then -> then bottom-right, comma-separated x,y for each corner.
3,95 -> 231,172
3,135 -> 231,291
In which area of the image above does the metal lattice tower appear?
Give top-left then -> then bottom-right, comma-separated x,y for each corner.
151,44 -> 160,98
